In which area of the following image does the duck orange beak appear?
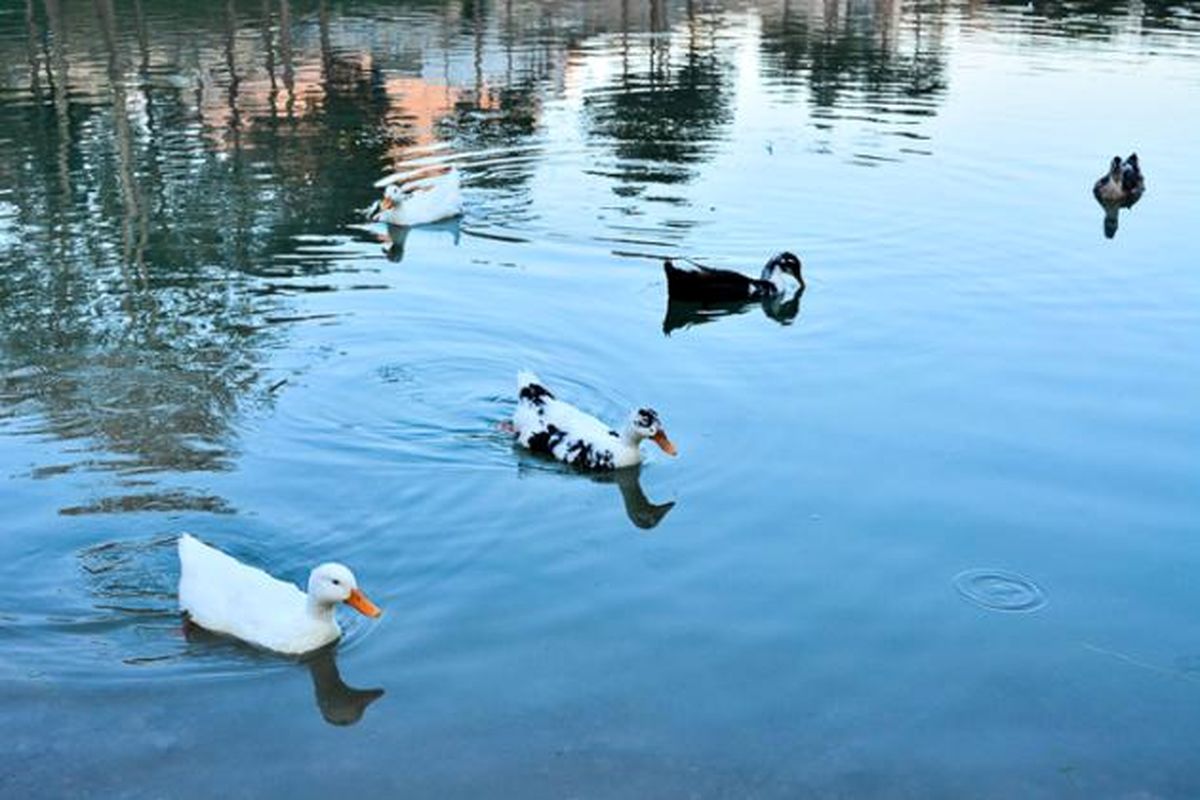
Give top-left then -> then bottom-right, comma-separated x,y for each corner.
345,588 -> 382,618
379,195 -> 395,211
651,430 -> 678,456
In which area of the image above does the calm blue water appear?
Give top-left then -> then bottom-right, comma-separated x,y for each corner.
2,1 -> 1199,796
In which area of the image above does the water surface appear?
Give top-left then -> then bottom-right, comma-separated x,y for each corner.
2,1 -> 1199,797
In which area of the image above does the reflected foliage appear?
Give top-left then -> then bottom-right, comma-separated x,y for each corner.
759,0 -> 948,110
987,0 -> 1200,37
584,1 -> 734,184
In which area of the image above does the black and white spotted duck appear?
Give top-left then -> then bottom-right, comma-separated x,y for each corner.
512,371 -> 677,471
664,252 -> 804,302
1093,153 -> 1145,205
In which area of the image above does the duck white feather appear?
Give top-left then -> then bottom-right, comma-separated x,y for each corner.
512,371 -> 677,471
369,168 -> 462,227
177,534 -> 381,656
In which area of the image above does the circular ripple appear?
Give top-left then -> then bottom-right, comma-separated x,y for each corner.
953,569 -> 1047,613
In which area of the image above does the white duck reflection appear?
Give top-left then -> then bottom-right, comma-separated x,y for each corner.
379,218 -> 461,263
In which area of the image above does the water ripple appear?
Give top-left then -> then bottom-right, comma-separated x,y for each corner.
953,568 -> 1047,613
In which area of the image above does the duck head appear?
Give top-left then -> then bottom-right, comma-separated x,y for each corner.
370,184 -> 405,223
307,563 -> 382,618
1108,155 -> 1123,180
1121,153 -> 1144,192
626,407 -> 677,456
762,251 -> 805,291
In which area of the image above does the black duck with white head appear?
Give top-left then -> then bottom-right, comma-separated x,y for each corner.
664,252 -> 805,302
662,252 -> 805,334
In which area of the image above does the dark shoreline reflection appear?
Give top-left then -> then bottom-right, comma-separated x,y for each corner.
585,0 -> 734,187
759,0 -> 949,130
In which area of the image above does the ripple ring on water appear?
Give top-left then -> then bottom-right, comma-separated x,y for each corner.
953,568 -> 1046,613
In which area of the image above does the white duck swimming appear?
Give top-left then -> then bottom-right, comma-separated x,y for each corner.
368,168 -> 462,227
177,533 -> 381,656
512,371 -> 677,470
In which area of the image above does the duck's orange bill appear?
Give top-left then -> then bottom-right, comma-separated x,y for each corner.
652,430 -> 678,456
345,588 -> 382,618
380,196 -> 395,211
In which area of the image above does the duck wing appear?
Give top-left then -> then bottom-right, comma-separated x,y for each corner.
664,260 -> 761,301
178,534 -> 308,650
514,372 -> 622,468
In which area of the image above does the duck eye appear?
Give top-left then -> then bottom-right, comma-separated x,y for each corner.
331,578 -> 341,586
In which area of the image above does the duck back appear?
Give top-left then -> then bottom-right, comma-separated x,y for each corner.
178,534 -> 335,654
664,260 -> 765,302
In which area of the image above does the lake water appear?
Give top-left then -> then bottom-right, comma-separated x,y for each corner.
2,0 -> 1199,797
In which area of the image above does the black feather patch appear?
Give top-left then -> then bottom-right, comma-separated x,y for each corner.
566,440 -> 615,470
519,382 -> 554,406
665,260 -> 770,301
636,408 -> 661,428
527,424 -> 566,455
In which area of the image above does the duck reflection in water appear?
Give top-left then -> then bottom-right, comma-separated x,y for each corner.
303,644 -> 385,726
599,465 -> 676,530
662,252 -> 805,335
514,458 -> 675,531
378,218 -> 462,263
183,623 -> 384,726
1093,153 -> 1145,239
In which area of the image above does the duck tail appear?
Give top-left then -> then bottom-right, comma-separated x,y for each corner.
664,259 -> 694,295
517,371 -> 554,404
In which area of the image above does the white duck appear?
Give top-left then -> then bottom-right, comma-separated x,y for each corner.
177,533 -> 381,656
368,168 -> 462,227
513,371 -> 677,470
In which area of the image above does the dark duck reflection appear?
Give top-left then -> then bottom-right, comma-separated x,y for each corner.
514,458 -> 676,531
598,465 -> 676,530
304,644 -> 385,726
663,252 -> 805,334
1092,153 -> 1145,239
182,625 -> 384,726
